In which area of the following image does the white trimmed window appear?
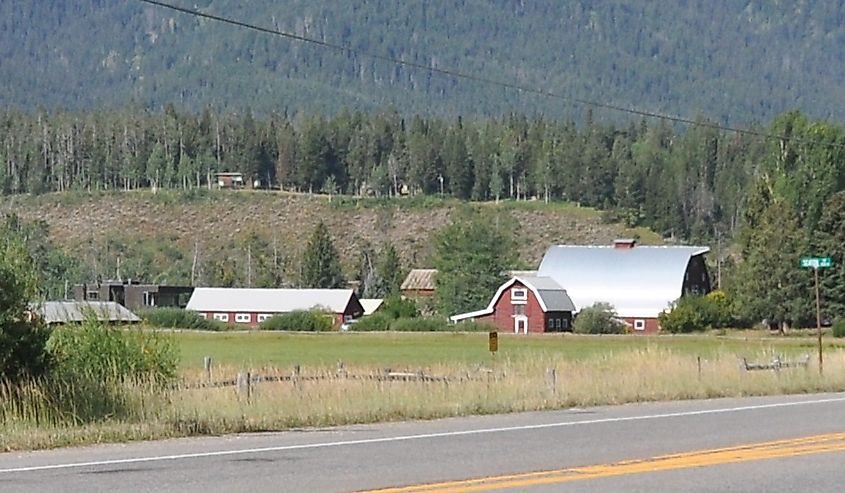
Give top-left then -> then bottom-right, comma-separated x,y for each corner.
213,313 -> 229,322
548,318 -> 554,329
235,313 -> 251,324
561,319 -> 569,330
257,314 -> 272,323
634,319 -> 646,331
511,288 -> 527,302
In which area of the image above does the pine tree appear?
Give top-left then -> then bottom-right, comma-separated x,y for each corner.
377,243 -> 404,297
301,221 -> 345,289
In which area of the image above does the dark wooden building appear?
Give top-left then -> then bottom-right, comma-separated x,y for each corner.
73,281 -> 194,312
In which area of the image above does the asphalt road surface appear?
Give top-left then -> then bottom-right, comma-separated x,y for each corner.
2,392 -> 845,492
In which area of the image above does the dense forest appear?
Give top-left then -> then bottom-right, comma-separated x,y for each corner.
3,1 -> 845,122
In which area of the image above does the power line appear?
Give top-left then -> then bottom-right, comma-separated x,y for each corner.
137,0 -> 842,149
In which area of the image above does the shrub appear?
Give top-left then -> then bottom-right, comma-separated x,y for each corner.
138,307 -> 226,331
348,312 -> 392,331
389,317 -> 449,332
832,319 -> 845,338
573,302 -> 624,334
260,310 -> 334,331
452,320 -> 500,332
659,293 -> 734,334
379,295 -> 418,319
47,316 -> 177,383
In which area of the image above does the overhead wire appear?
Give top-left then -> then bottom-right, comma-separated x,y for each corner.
136,0 -> 844,150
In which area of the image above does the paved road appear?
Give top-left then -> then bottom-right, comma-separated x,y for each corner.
2,393 -> 845,492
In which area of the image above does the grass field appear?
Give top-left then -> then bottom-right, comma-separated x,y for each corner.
5,330 -> 844,452
175,330 -> 831,370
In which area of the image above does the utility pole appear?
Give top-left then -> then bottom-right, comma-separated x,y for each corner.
815,266 -> 823,375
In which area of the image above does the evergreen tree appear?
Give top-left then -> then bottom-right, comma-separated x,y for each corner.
433,211 -> 514,316
377,243 -> 404,297
301,221 -> 345,289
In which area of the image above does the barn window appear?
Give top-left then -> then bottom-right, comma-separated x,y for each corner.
213,313 -> 229,322
257,314 -> 272,322
86,290 -> 99,300
511,288 -> 527,301
513,304 -> 525,316
235,313 -> 251,323
561,318 -> 569,329
634,319 -> 646,331
548,318 -> 554,329
555,318 -> 561,329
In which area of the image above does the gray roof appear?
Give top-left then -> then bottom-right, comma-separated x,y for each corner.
186,288 -> 356,314
537,245 -> 710,318
520,276 -> 577,312
32,301 -> 140,324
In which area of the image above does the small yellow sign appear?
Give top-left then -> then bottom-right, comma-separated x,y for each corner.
489,331 -> 498,353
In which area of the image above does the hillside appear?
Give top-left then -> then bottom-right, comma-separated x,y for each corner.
3,1 -> 845,122
2,190 -> 661,288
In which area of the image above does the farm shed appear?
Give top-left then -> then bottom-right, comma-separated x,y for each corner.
450,276 -> 575,334
400,269 -> 437,299
29,301 -> 140,325
537,239 -> 710,333
186,288 -> 364,328
74,280 -> 194,312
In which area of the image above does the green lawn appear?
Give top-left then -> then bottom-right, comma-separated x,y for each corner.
174,330 -> 829,370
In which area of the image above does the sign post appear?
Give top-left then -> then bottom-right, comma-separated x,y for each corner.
800,257 -> 833,374
488,331 -> 498,355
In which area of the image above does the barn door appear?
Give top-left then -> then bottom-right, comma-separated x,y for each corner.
514,316 -> 528,334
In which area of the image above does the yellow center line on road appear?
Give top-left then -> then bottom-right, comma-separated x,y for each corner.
360,432 -> 845,493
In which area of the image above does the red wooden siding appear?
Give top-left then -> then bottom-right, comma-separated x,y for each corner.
481,281 -> 565,334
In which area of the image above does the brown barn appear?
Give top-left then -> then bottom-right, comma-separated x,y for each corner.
185,288 -> 364,328
450,276 -> 575,334
537,239 -> 711,333
215,172 -> 244,189
400,269 -> 437,299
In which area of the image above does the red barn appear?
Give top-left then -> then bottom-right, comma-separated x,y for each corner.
185,288 -> 364,328
450,276 -> 575,334
537,239 -> 711,333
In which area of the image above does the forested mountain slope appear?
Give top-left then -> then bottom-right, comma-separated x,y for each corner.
3,1 -> 845,122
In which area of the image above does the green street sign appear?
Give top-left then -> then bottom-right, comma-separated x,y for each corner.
800,257 -> 833,269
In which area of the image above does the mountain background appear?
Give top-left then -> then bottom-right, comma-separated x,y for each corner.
3,0 -> 845,123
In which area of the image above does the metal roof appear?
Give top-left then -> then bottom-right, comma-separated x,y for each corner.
186,288 -> 356,314
537,245 -> 710,318
359,298 -> 384,315
400,269 -> 437,291
32,301 -> 140,324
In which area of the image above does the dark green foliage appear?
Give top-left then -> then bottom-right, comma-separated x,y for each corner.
0,228 -> 52,382
379,295 -> 418,319
659,291 -> 735,334
348,313 -> 392,331
259,310 -> 334,331
452,320 -> 500,333
434,211 -> 514,316
301,222 -> 345,289
377,244 -> 404,297
138,308 -> 226,331
388,318 -> 449,332
573,303 -> 624,335
47,317 -> 177,383
832,320 -> 845,338
5,3 -> 845,123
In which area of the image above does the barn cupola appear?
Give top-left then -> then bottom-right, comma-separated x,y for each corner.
613,238 -> 637,250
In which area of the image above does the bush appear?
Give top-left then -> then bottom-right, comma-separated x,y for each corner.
832,319 -> 845,338
659,292 -> 734,334
389,317 -> 449,332
379,295 -> 418,319
348,312 -> 392,331
573,302 -> 624,334
47,316 -> 177,383
452,320 -> 500,332
260,310 -> 334,331
138,307 -> 226,331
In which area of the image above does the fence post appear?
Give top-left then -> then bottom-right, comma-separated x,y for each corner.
337,360 -> 347,379
237,372 -> 251,401
204,356 -> 213,381
293,364 -> 301,390
546,368 -> 557,394
697,356 -> 701,381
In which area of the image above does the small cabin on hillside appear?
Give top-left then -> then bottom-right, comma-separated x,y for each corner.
215,172 -> 244,189
450,276 -> 575,334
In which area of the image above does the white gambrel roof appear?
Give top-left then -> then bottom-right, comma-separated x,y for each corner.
186,288 -> 357,314
537,245 -> 710,318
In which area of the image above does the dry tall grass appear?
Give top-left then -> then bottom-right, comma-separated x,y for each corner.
3,347 -> 844,451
